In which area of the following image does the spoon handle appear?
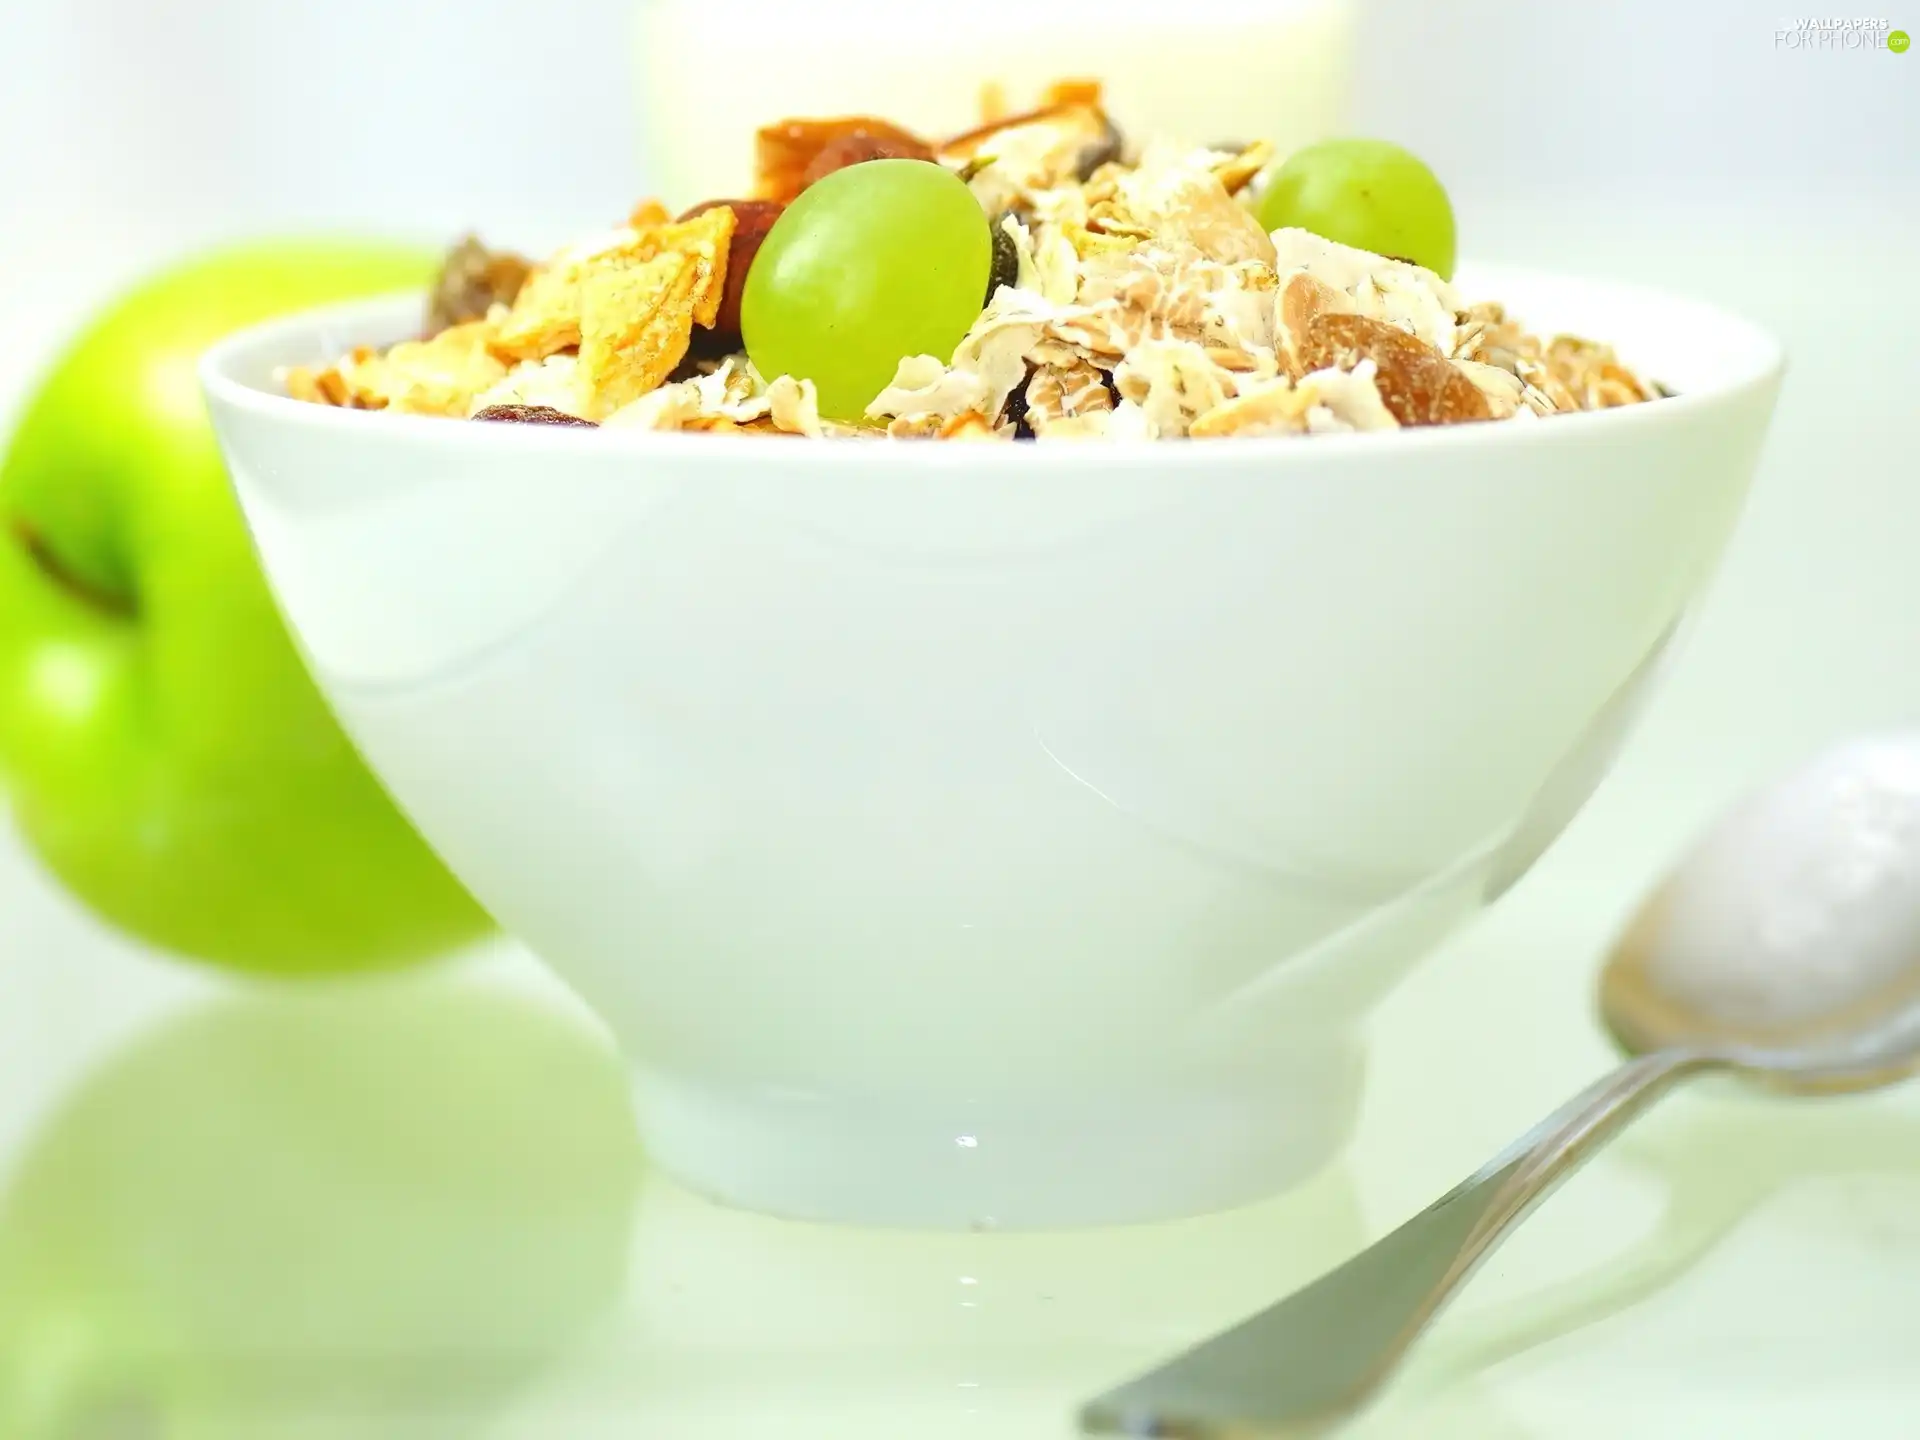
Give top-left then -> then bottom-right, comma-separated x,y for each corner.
1079,1048 -> 1723,1437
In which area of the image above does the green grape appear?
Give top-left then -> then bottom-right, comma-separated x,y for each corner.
1257,138 -> 1457,280
742,160 -> 992,421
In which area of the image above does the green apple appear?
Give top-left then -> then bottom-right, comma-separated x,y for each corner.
0,983 -> 642,1438
0,241 -> 492,973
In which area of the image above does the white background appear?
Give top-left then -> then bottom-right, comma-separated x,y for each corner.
1,0 -> 1917,1208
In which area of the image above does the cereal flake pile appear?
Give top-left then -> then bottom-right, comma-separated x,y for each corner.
285,82 -> 1660,440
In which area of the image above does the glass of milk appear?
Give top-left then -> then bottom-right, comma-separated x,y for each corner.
635,0 -> 1355,204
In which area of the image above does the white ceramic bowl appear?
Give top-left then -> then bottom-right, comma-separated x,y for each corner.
203,265 -> 1782,1231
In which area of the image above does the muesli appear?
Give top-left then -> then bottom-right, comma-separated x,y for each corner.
284,80 -> 1659,439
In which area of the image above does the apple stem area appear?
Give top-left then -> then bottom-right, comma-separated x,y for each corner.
7,517 -> 137,620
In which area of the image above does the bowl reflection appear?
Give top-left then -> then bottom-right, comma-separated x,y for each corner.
0,981 -> 641,1439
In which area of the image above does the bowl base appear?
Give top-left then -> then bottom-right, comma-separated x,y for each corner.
630,1044 -> 1367,1231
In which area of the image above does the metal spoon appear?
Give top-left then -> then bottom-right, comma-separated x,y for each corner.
1079,734 -> 1920,1438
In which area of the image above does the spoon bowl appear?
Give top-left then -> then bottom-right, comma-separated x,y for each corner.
1603,732 -> 1920,1088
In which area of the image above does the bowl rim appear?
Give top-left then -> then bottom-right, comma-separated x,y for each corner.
200,261 -> 1786,471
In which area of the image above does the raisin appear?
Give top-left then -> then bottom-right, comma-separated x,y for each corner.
678,198 -> 785,345
1003,371 -> 1036,440
986,217 -> 1020,302
472,404 -> 597,428
425,235 -> 533,336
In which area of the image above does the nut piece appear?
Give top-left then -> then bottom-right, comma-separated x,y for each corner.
425,235 -> 533,335
680,198 -> 785,343
473,403 -> 598,427
1276,270 -> 1356,376
755,116 -> 935,204
1298,313 -> 1492,427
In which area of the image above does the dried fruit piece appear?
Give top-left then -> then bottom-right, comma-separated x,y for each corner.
1042,78 -> 1105,108
495,233 -> 647,361
425,235 -> 533,335
578,252 -> 701,418
1298,313 -> 1491,426
496,207 -> 734,364
680,198 -> 785,342
803,132 -> 936,188
472,403 -> 598,427
1003,366 -> 1036,437
754,116 -> 935,204
658,205 -> 736,330
987,218 -> 1020,300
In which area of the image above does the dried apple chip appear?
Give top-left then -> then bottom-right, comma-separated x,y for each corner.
495,207 -> 735,365
754,117 -> 934,204
655,205 -> 736,330
578,252 -> 705,419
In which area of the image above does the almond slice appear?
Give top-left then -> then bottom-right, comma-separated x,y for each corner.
1276,271 -> 1356,378
1297,313 -> 1492,427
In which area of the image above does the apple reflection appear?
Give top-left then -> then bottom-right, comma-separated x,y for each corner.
0,981 -> 641,1438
